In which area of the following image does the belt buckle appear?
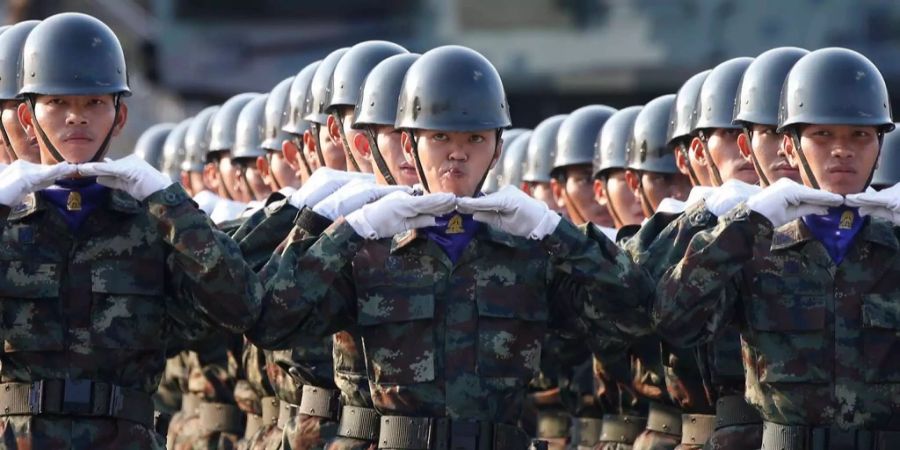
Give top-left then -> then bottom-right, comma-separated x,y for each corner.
62,379 -> 92,415
28,380 -> 45,414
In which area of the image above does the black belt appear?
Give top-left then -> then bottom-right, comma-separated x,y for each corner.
761,421 -> 900,450
570,416 -> 603,446
0,379 -> 154,428
536,410 -> 569,439
715,394 -> 761,429
278,400 -> 298,428
646,402 -> 682,436
261,396 -> 279,426
198,401 -> 244,435
338,405 -> 380,441
245,413 -> 262,438
377,416 -> 530,450
298,385 -> 340,420
680,414 -> 715,446
599,414 -> 645,444
181,392 -> 201,415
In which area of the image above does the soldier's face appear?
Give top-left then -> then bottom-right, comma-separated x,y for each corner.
560,164 -> 612,227
218,154 -> 248,202
403,129 -> 500,196
241,164 -> 272,201
704,128 -> 758,185
337,108 -> 372,173
23,94 -> 125,164
739,125 -> 800,186
1,100 -> 39,163
317,124 -> 346,171
374,125 -> 419,187
642,172 -> 691,210
525,181 -> 565,215
786,124 -> 880,195
594,170 -> 643,227
261,152 -> 300,191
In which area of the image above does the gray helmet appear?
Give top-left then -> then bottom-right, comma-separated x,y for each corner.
161,118 -> 192,182
326,40 -> 407,112
233,94 -> 268,160
484,128 -> 528,193
353,53 -> 420,129
872,125 -> 900,188
627,94 -> 678,174
261,76 -> 293,151
209,92 -> 259,153
20,13 -> 131,163
500,130 -> 532,189
0,21 -> 39,100
733,47 -> 808,127
692,57 -> 753,133
595,106 -> 642,179
183,105 -> 220,172
553,105 -> 617,176
134,122 -> 175,170
282,61 -> 321,135
778,47 -> 894,133
395,45 -> 511,132
522,114 -> 567,183
302,48 -> 349,124
667,70 -> 710,146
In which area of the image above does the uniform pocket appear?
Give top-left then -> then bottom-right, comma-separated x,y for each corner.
747,294 -> 827,383
90,259 -> 165,350
475,286 -> 548,379
0,260 -> 63,352
358,284 -> 435,384
861,294 -> 900,382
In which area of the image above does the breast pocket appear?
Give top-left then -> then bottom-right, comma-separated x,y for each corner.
358,284 -> 435,385
90,260 -> 165,350
747,294 -> 827,384
861,294 -> 900,382
0,261 -> 63,352
475,282 -> 548,379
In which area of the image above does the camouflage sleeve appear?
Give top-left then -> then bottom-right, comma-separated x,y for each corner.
545,220 -> 655,350
246,216 -> 358,350
652,203 -> 770,348
237,204 -> 299,272
146,184 -> 263,334
639,201 -> 717,282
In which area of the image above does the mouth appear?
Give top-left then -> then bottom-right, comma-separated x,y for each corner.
771,162 -> 798,173
442,166 -> 466,178
827,166 -> 857,174
63,135 -> 93,144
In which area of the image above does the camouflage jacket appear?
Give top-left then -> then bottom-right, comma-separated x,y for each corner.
0,184 -> 262,447
248,217 -> 652,424
655,204 -> 900,428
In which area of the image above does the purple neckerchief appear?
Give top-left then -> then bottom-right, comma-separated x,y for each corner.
40,177 -> 110,231
423,211 -> 481,264
802,206 -> 864,265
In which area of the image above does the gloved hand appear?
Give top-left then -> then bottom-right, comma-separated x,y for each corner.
345,191 -> 456,239
845,182 -> 900,224
704,179 -> 762,216
456,185 -> 561,239
288,168 -> 372,210
312,179 -> 412,221
0,160 -> 76,206
77,154 -> 173,201
745,178 -> 843,227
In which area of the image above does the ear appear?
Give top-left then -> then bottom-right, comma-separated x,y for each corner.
282,139 -> 301,171
326,114 -> 343,149
256,155 -> 270,180
737,130 -> 752,161
783,133 -> 799,168
550,177 -> 563,201
352,132 -> 371,159
674,144 -> 691,177
625,169 -> 640,197
303,129 -> 319,171
203,162 -> 219,190
593,178 -> 606,205
520,182 -> 532,195
401,131 -> 415,164
17,102 -> 32,132
690,136 -> 708,167
180,172 -> 193,196
111,101 -> 128,137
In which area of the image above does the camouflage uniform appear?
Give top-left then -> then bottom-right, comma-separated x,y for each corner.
0,184 -> 261,449
248,215 -> 652,448
655,204 -> 900,439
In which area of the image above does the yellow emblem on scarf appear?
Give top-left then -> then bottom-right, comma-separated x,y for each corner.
446,214 -> 465,234
66,191 -> 82,211
839,210 -> 854,230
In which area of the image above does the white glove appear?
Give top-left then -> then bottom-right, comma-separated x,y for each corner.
845,182 -> 900,224
745,178 -> 843,227
288,168 -> 372,209
456,185 -> 561,239
312,179 -> 412,221
704,179 -> 762,217
345,191 -> 456,239
77,154 -> 173,201
0,160 -> 76,206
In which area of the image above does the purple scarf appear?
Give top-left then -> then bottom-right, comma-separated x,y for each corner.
423,211 -> 481,264
41,177 -> 110,231
802,206 -> 864,265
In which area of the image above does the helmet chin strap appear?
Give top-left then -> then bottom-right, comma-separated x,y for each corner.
291,134 -> 313,177
742,127 -> 770,187
697,130 -> 724,186
599,175 -> 625,227
309,122 -> 327,168
789,128 -> 820,190
0,120 -> 17,162
364,127 -> 397,185
635,172 -> 655,215
26,94 -> 121,165
677,141 -> 702,186
331,111 -> 361,172
265,152 -> 284,191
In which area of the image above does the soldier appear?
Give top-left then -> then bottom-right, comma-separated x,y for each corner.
594,106 -> 645,230
667,71 -> 712,189
0,12 -> 261,449
232,94 -> 275,209
0,20 -> 41,163
303,48 -> 350,171
208,93 -> 258,223
655,47 -> 899,450
522,115 -> 568,215
183,105 -> 222,215
325,41 -> 407,173
499,130 -> 532,190
247,44 -> 652,450
551,105 -> 617,228
161,117 -> 193,192
135,123 -> 176,170
484,128 -> 527,193
871,125 -> 900,191
281,61 -> 322,184
258,76 -> 303,195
